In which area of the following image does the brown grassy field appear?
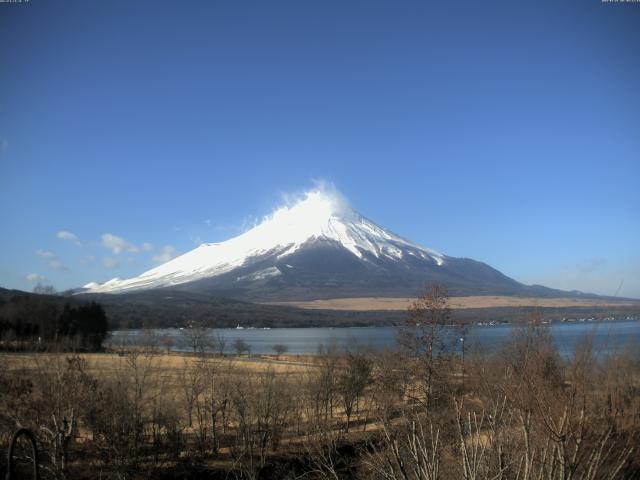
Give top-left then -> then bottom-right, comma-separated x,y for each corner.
0,351 -> 316,376
266,295 -> 640,311
1,331 -> 639,480
2,286 -> 639,479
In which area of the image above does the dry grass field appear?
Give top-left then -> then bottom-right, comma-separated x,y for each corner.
0,351 -> 316,375
2,344 -> 639,479
2,307 -> 639,479
0,351 -> 318,408
267,295 -> 640,311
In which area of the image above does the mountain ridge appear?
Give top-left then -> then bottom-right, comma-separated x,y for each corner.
80,188 -> 611,302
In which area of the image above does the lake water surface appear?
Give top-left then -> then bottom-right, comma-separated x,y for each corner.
109,320 -> 640,358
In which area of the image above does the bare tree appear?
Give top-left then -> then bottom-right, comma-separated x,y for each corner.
364,411 -> 441,480
181,322 -> 208,354
141,329 -> 160,355
338,345 -> 372,432
272,343 -> 288,359
201,359 -> 232,454
34,355 -> 95,477
160,335 -> 174,355
210,332 -> 227,356
233,338 -> 251,357
398,284 -> 451,408
307,342 -> 340,424
179,358 -> 203,427
33,284 -> 57,295
303,419 -> 345,480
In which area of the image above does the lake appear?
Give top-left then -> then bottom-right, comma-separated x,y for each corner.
108,319 -> 640,358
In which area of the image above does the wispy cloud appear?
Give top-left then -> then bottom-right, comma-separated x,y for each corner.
35,249 -> 70,272
49,259 -> 70,272
57,230 -> 82,246
152,245 -> 177,264
26,273 -> 47,282
240,214 -> 259,233
103,256 -> 120,268
80,255 -> 96,265
141,242 -> 154,252
101,233 -> 139,254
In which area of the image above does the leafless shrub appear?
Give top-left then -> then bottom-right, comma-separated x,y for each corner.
234,338 -> 251,357
180,358 -> 203,428
363,410 -> 441,480
337,345 -> 372,432
181,322 -> 209,354
229,367 -> 293,470
160,335 -> 174,355
398,284 -> 452,409
297,342 -> 341,461
210,332 -> 227,356
273,343 -> 288,359
303,418 -> 346,480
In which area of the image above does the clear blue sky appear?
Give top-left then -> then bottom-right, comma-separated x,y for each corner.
1,0 -> 639,297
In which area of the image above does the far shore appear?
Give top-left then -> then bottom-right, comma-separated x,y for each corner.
264,295 -> 640,311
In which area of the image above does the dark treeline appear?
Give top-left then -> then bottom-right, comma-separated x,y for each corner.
1,287 -> 637,331
0,289 -> 109,351
0,286 -> 638,479
74,289 -> 640,329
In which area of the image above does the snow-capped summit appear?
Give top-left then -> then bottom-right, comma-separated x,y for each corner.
83,188 -> 446,295
81,186 -> 556,301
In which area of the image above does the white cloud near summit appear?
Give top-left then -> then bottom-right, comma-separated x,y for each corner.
57,230 -> 82,246
35,249 -> 69,272
152,245 -> 176,264
103,256 -> 120,268
101,233 -> 139,254
26,273 -> 47,282
48,259 -> 69,271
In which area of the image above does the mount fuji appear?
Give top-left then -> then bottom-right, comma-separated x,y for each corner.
81,189 -> 568,301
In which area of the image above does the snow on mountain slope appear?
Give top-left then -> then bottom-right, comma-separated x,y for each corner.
83,189 -> 445,294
